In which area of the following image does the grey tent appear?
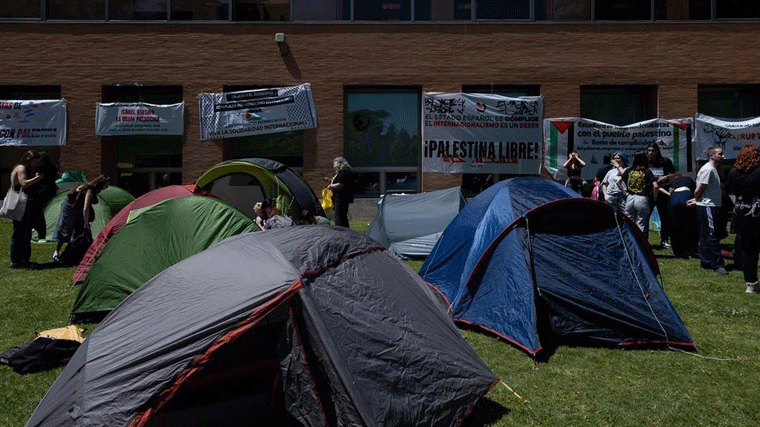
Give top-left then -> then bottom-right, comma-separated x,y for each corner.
366,186 -> 466,259
27,226 -> 497,427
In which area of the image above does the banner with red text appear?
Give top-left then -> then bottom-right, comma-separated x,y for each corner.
198,84 -> 318,140
96,102 -> 184,136
543,117 -> 692,181
421,93 -> 543,174
0,100 -> 67,147
694,113 -> 760,160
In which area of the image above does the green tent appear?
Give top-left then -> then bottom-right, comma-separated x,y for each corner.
70,196 -> 259,323
35,185 -> 135,242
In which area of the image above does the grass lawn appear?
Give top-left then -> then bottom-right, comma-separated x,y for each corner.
2,218 -> 760,426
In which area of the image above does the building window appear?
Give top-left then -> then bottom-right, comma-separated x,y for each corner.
596,0 -> 651,20
0,85 -> 62,194
234,0 -> 289,21
345,87 -> 420,197
171,0 -> 229,20
536,0 -> 591,20
477,0 -> 530,20
110,0 -> 167,20
102,85 -> 183,196
0,0 -> 40,18
718,0 -> 760,19
461,85 -> 540,196
353,0 -> 412,20
580,85 -> 657,126
48,0 -> 106,20
698,85 -> 760,118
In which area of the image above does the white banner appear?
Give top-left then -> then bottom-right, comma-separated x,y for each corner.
694,113 -> 760,160
96,102 -> 184,136
0,100 -> 67,147
198,83 -> 318,140
421,93 -> 543,174
543,117 -> 692,181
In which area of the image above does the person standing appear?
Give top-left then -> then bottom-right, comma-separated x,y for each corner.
688,146 -> 728,275
324,157 -> 355,228
52,174 -> 110,263
602,153 -> 627,212
617,151 -> 656,234
660,173 -> 699,259
647,142 -> 676,247
26,151 -> 59,243
563,151 -> 586,195
9,151 -> 43,268
724,145 -> 760,292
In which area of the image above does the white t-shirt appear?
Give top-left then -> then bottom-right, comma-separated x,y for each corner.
602,168 -> 624,196
696,162 -> 722,207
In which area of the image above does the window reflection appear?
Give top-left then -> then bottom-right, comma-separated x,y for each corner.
698,85 -> 760,119
48,0 -> 105,20
171,0 -> 229,20
580,85 -> 657,126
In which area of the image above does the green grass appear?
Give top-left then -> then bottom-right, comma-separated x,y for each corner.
2,219 -> 760,426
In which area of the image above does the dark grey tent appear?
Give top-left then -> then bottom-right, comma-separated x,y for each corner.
27,226 -> 497,427
366,187 -> 466,259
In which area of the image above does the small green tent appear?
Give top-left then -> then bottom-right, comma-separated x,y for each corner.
70,196 -> 259,323
36,186 -> 134,242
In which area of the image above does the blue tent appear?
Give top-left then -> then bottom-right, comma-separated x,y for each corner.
419,177 -> 695,358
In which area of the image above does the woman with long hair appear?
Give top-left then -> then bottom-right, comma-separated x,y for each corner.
725,144 -> 760,293
324,157 -> 355,228
617,151 -> 656,234
8,150 -> 43,268
53,174 -> 110,262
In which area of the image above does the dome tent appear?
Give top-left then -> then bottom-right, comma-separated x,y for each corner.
70,196 -> 258,324
419,177 -> 695,358
196,158 -> 325,222
72,184 -> 210,285
366,186 -> 466,259
28,226 -> 497,427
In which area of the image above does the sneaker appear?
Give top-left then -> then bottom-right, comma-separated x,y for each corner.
746,282 -> 759,294
52,253 -> 60,263
662,241 -> 672,248
715,266 -> 728,276
38,239 -> 47,244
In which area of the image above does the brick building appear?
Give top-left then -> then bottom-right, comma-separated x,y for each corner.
1,1 -> 759,206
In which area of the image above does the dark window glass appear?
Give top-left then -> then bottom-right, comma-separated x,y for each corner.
654,0 -> 711,20
717,0 -> 760,19
234,0 -> 289,21
345,89 -> 420,168
0,0 -> 40,18
292,0 -> 344,20
477,0 -> 529,19
580,85 -> 657,126
171,0 -> 229,20
49,0 -> 106,20
596,0 -> 651,20
698,85 -> 760,118
536,0 -> 591,20
354,0 -> 412,20
110,0 -> 168,20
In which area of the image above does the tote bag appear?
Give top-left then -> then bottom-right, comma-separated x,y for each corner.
1,187 -> 28,222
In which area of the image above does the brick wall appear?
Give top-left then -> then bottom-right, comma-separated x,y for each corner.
1,21 -> 758,194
